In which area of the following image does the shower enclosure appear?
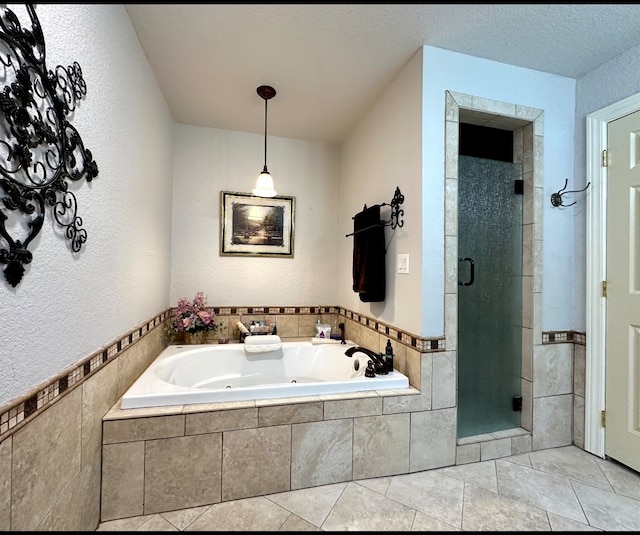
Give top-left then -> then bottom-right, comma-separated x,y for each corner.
457,154 -> 523,438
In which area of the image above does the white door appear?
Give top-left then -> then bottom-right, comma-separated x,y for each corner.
605,109 -> 640,472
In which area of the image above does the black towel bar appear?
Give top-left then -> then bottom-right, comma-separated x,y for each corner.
345,221 -> 390,237
345,186 -> 404,238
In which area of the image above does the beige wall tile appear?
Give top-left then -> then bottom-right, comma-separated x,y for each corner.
291,419 -> 353,489
274,314 -> 299,338
103,414 -> 185,443
533,344 -> 572,398
444,293 -> 457,351
521,378 -> 532,431
472,96 -> 516,116
445,120 -> 459,180
522,327 -> 533,381
353,413 -> 410,479
186,408 -> 257,434
480,437 -> 511,461
532,394 -> 572,450
359,326 -> 380,353
387,341 -> 407,378
344,318 -> 362,345
383,391 -> 429,414
420,353 -> 432,404
117,328 -> 165,399
101,441 -> 145,522
82,358 -> 119,468
11,388 -> 82,531
573,394 -> 585,450
456,443 -> 480,465
324,397 -> 381,420
259,402 -> 323,427
405,347 -> 423,390
298,314 -> 319,337
0,436 -> 10,531
445,236 -> 458,294
511,434 -> 532,455
145,434 -> 222,514
409,408 -> 456,472
222,425 -> 291,501
432,352 -> 456,409
48,447 -> 102,531
573,344 -> 586,397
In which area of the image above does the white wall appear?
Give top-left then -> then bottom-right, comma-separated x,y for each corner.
170,124 -> 340,306
338,49 -> 423,336
574,44 -> 640,329
0,5 -> 173,406
421,46 -> 577,336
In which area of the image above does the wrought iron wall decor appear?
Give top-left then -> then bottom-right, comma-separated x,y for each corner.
551,179 -> 590,207
0,4 -> 98,287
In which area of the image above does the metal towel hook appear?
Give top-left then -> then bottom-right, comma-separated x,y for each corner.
551,179 -> 591,207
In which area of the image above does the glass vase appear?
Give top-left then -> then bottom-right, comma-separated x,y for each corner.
184,331 -> 206,345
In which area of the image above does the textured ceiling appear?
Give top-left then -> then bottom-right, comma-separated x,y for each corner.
125,4 -> 640,144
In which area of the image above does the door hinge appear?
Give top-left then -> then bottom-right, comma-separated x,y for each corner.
601,410 -> 606,428
602,149 -> 608,167
602,280 -> 607,297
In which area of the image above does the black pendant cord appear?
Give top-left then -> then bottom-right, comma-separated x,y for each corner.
256,85 -> 275,177
263,97 -> 268,173
0,4 -> 98,287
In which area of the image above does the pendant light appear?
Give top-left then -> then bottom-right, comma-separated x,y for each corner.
252,85 -> 277,197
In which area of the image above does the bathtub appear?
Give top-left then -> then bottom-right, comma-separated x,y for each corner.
120,339 -> 410,409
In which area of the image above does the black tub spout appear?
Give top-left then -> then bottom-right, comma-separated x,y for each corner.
344,346 -> 388,375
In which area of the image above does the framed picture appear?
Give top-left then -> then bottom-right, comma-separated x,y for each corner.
220,191 -> 295,257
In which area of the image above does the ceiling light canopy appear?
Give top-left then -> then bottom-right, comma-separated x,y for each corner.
252,85 -> 277,198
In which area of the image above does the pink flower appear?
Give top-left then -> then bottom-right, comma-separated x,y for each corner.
197,310 -> 212,325
172,292 -> 219,334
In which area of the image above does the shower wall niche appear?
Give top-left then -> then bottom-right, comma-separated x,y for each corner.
443,91 -> 543,440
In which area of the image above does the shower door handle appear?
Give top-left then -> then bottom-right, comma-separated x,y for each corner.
460,257 -> 475,286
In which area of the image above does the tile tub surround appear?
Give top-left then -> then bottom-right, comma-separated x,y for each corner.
0,317 -> 167,531
101,379 -> 439,521
0,295 -> 588,530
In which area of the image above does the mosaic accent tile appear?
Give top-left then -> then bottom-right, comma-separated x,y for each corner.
0,310 -> 169,443
542,330 -> 585,345
0,303 -> 586,445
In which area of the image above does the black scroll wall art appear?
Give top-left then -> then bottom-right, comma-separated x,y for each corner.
0,4 -> 98,287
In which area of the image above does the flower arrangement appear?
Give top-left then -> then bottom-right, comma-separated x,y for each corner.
172,292 -> 221,334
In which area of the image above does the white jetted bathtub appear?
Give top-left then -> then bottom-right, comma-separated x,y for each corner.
120,338 -> 409,409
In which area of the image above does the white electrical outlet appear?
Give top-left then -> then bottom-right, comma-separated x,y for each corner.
397,253 -> 410,274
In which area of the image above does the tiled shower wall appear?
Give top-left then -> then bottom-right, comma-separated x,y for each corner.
0,303 -> 585,530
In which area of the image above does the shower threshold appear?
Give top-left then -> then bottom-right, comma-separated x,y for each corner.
456,427 -> 531,463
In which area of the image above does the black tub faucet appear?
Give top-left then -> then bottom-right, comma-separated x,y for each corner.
344,346 -> 388,375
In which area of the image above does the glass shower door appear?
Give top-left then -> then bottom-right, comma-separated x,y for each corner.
457,155 -> 523,438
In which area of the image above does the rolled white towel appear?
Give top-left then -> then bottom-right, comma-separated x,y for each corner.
237,321 -> 250,334
244,334 -> 282,353
244,334 -> 281,345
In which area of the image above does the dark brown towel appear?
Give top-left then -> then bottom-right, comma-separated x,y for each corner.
352,204 -> 385,302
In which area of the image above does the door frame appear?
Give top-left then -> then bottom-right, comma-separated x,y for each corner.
585,91 -> 640,457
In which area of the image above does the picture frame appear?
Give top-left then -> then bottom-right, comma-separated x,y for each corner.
220,191 -> 295,257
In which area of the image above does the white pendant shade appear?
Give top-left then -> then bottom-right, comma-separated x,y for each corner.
252,85 -> 278,198
252,171 -> 277,197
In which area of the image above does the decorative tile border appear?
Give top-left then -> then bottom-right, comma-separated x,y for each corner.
341,308 -> 445,352
0,302 -> 586,445
542,330 -> 586,345
0,310 -> 171,443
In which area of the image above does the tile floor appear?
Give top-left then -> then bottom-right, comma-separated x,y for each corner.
96,445 -> 640,531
